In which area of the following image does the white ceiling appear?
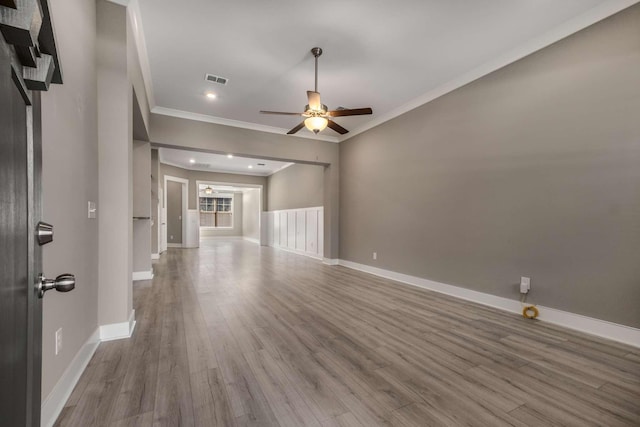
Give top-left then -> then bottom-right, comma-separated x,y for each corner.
135,0 -> 628,140
159,147 -> 293,176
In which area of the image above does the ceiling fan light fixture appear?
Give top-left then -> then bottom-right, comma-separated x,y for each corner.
305,116 -> 328,134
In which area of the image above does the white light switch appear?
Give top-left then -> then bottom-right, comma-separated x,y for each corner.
88,201 -> 97,219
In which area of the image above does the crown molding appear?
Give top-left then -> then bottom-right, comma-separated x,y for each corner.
338,0 -> 640,142
151,106 -> 340,143
106,0 -> 130,6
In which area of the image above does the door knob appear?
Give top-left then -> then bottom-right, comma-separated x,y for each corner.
37,273 -> 75,298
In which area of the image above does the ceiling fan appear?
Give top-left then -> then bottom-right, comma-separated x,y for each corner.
260,47 -> 373,135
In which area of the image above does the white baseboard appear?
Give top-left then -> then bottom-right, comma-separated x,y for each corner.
323,258 -> 339,266
151,253 -> 160,260
243,237 -> 261,245
41,328 -> 100,427
167,243 -> 183,248
99,310 -> 136,342
273,244 -> 322,261
338,259 -> 640,348
132,270 -> 153,281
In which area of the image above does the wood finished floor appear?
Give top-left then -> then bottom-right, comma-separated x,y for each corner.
55,239 -> 640,426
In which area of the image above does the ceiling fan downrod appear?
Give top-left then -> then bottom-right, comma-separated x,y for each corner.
311,47 -> 322,93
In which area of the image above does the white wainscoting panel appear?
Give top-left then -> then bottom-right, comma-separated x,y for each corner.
287,212 -> 296,248
265,207 -> 323,260
295,211 -> 306,251
279,212 -> 287,247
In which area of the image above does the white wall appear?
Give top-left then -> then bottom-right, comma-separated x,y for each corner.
265,207 -> 323,259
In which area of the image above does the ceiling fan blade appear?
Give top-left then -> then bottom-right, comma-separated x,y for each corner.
287,121 -> 306,135
326,107 -> 373,117
260,110 -> 304,116
326,119 -> 349,135
307,91 -> 321,110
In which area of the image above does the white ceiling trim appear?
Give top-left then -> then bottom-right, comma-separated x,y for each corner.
127,0 -> 156,109
151,106 -> 340,143
338,0 -> 640,142
120,0 -> 639,144
106,0 -> 130,6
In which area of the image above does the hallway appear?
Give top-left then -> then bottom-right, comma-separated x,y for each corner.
55,240 -> 640,426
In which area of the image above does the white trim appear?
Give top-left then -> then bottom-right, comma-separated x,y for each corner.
338,259 -> 640,348
243,237 -> 260,245
167,243 -> 183,248
151,253 -> 160,260
127,0 -> 156,109
270,206 -> 324,214
132,270 -> 153,281
323,258 -> 339,266
106,0 -> 130,5
151,106 -> 340,143
99,310 -> 137,342
274,244 -> 322,261
339,0 -> 640,142
40,328 -> 101,427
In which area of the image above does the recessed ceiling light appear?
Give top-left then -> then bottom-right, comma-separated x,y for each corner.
205,92 -> 217,99
248,165 -> 253,169
227,154 -> 233,158
189,159 -> 195,163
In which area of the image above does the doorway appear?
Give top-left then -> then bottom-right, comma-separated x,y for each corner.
163,175 -> 188,248
196,182 -> 263,243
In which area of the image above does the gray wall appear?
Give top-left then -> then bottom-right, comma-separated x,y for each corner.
166,181 -> 183,244
132,140 -> 151,272
40,0 -> 99,400
97,0 -> 133,327
151,149 -> 159,254
160,163 -> 267,209
242,189 -> 260,241
339,6 -> 640,328
150,115 -> 340,258
267,163 -> 324,211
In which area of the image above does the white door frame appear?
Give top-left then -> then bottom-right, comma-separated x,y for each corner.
164,175 -> 188,248
195,180 -> 263,241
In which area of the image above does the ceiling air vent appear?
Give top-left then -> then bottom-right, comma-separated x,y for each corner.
205,73 -> 228,85
192,163 -> 210,168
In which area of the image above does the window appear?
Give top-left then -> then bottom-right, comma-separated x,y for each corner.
199,195 -> 233,228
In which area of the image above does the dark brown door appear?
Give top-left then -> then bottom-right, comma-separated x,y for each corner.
0,1 -> 63,425
0,41 -> 43,427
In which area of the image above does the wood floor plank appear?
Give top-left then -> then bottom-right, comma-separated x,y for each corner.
53,239 -> 640,427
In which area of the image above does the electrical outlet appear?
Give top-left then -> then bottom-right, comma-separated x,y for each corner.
520,277 -> 531,294
372,252 -> 377,260
170,235 -> 173,240
55,328 -> 63,355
